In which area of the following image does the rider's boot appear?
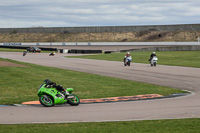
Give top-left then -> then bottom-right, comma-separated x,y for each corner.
62,90 -> 69,100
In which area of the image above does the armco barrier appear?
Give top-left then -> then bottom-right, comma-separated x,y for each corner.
1,43 -> 200,53
0,45 -> 101,54
0,45 -> 29,49
68,49 -> 102,54
0,45 -> 57,51
1,42 -> 200,46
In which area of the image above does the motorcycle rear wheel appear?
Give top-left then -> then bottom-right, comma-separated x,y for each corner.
67,94 -> 80,106
39,95 -> 54,107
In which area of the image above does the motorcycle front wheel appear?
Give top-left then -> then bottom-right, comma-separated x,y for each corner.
67,94 -> 80,106
39,95 -> 54,107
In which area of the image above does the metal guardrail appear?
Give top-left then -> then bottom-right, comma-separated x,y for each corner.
1,42 -> 200,53
0,45 -> 58,51
1,42 -> 200,46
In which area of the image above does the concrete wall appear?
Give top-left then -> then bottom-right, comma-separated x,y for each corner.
0,24 -> 200,34
122,45 -> 200,52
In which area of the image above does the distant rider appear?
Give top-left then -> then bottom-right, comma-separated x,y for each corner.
149,52 -> 157,62
23,50 -> 27,56
50,51 -> 55,56
124,52 -> 132,62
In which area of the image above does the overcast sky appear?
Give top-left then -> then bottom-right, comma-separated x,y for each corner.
0,0 -> 199,28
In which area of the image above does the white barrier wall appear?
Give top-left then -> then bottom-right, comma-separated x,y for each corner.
0,42 -> 200,46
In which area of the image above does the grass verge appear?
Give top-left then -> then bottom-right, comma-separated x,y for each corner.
0,58 -> 185,105
0,48 -> 25,52
67,51 -> 200,68
1,118 -> 200,133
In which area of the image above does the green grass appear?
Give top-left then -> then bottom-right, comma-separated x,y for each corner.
0,52 -> 199,132
67,51 -> 200,68
0,58 -> 184,105
0,48 -> 25,52
1,118 -> 200,133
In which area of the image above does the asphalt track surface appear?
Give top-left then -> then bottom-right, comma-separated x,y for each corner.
0,52 -> 200,124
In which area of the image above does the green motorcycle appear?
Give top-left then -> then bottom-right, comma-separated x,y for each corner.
38,84 -> 80,107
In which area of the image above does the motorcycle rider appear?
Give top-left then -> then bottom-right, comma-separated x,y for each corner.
23,50 -> 27,56
124,52 -> 132,66
149,52 -> 157,62
124,52 -> 132,61
44,79 -> 69,95
49,51 -> 55,56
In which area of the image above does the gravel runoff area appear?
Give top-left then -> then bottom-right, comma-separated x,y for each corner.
0,51 -> 200,124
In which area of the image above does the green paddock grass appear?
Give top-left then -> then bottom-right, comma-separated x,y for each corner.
0,48 -> 25,52
67,51 -> 200,68
0,58 -> 185,105
1,118 -> 200,133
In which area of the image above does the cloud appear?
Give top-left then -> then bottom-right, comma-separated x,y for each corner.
0,0 -> 199,28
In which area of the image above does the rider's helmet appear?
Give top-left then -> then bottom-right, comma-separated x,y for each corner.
44,79 -> 51,85
153,52 -> 155,54
127,52 -> 130,55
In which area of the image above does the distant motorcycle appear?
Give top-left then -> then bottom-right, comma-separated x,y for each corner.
23,51 -> 27,56
49,52 -> 55,56
150,56 -> 158,66
124,57 -> 132,66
